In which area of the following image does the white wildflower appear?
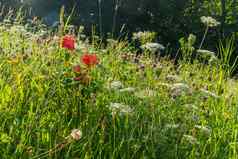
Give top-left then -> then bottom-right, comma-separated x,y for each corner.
132,31 -> 144,40
171,83 -> 189,90
135,88 -> 156,98
141,42 -> 165,53
119,87 -> 136,93
132,31 -> 156,43
197,49 -> 216,58
70,129 -> 82,141
200,16 -> 220,27
183,135 -> 199,145
165,124 -> 180,129
107,39 -> 118,46
157,82 -> 171,88
10,25 -> 27,34
109,103 -> 133,115
101,49 -> 107,53
165,75 -> 181,82
200,89 -> 220,99
53,35 -> 60,42
194,125 -> 212,136
109,81 -> 124,90
171,83 -> 190,98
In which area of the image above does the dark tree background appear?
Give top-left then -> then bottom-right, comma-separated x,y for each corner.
1,0 -> 238,50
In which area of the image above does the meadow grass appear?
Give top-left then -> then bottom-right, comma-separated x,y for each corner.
0,18 -> 237,159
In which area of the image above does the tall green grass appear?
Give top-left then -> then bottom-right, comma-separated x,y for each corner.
0,10 -> 237,159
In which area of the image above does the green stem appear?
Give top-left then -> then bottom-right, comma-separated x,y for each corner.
199,26 -> 209,50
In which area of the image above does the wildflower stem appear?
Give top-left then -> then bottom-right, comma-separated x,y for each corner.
199,26 -> 209,50
98,0 -> 103,38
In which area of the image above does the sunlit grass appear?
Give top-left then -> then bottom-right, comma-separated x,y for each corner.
0,16 -> 237,159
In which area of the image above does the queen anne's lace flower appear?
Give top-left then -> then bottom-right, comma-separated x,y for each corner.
200,89 -> 220,99
109,103 -> 133,115
201,16 -> 220,27
135,89 -> 156,98
197,49 -> 216,57
165,75 -> 181,82
141,42 -> 165,53
171,83 -> 190,98
132,31 -> 144,40
109,81 -> 124,90
119,87 -> 136,93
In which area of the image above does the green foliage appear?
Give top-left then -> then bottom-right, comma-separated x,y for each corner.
132,31 -> 157,45
218,35 -> 238,76
179,34 -> 196,62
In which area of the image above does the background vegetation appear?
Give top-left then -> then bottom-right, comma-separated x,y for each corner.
2,0 -> 237,48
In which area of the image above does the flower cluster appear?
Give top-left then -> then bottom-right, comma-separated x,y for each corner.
170,83 -> 191,98
62,35 -> 76,51
194,125 -> 212,136
141,42 -> 165,53
72,53 -> 99,85
197,49 -> 215,57
61,35 -> 99,85
109,102 -> 133,116
200,16 -> 220,27
109,81 -> 124,90
197,49 -> 218,63
132,31 -> 157,44
183,135 -> 199,145
81,54 -> 99,67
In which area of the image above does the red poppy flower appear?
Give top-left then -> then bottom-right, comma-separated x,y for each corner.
81,54 -> 99,67
62,35 -> 76,51
73,65 -> 81,73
